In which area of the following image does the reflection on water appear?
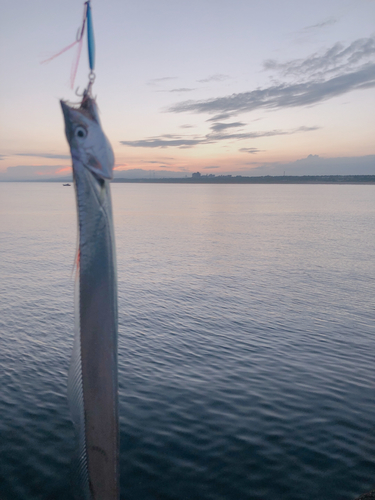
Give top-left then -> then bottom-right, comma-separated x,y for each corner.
0,183 -> 374,500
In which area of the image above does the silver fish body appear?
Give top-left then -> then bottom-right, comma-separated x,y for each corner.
61,97 -> 119,500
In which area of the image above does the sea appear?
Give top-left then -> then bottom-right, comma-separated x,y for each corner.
0,182 -> 374,500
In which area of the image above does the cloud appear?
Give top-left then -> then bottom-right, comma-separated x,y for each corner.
302,17 -> 337,31
55,166 -> 72,174
0,165 -> 71,181
210,122 -> 246,132
239,148 -> 263,154
0,155 -> 6,160
264,36 -> 375,78
138,158 -> 175,163
147,76 -> 177,86
208,126 -> 320,142
198,74 -> 230,83
15,153 -> 71,159
206,113 -> 233,121
120,136 -> 206,148
203,166 -> 220,169
245,154 -> 375,176
114,168 -> 186,179
120,126 -> 319,149
113,164 -> 129,170
170,66 -> 375,116
168,38 -> 375,117
169,88 -> 196,93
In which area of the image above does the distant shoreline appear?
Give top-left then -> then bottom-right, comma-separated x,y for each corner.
112,175 -> 375,184
1,175 -> 375,184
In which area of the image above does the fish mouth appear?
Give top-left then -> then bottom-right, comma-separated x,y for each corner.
60,100 -> 75,142
60,97 -> 99,123
60,99 -> 71,118
80,96 -> 100,123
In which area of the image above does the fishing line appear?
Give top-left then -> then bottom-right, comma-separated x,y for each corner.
41,1 -> 96,94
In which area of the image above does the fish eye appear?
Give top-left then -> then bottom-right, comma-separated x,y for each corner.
75,126 -> 87,139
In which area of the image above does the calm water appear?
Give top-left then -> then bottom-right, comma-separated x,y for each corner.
0,182 -> 374,500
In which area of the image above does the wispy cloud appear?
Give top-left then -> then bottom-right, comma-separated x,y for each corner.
113,164 -> 129,170
302,17 -> 337,32
169,88 -> 196,93
264,37 -> 375,78
210,122 -> 246,132
239,148 -> 263,154
168,37 -> 375,117
246,154 -> 375,176
144,157 -> 175,162
120,136 -> 205,149
0,155 -> 6,160
0,165 -> 71,180
55,166 -> 71,174
113,168 -> 186,179
208,126 -> 319,142
120,126 -> 319,149
197,74 -> 230,83
203,166 -> 220,169
206,113 -> 234,122
15,153 -> 71,160
147,76 -> 178,86
170,65 -> 375,116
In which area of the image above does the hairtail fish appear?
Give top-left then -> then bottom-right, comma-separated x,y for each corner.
61,93 -> 119,500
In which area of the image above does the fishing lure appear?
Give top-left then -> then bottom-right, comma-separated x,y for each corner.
42,1 -> 96,90
58,3 -> 119,499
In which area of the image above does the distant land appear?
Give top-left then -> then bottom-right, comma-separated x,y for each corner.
1,154 -> 374,181
112,174 -> 375,184
5,174 -> 373,184
1,155 -> 375,183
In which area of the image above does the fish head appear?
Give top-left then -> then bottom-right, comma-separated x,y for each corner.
60,97 -> 114,180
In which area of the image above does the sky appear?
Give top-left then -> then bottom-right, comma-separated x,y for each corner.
0,0 -> 374,180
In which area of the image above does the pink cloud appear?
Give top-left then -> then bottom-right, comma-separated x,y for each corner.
55,166 -> 72,174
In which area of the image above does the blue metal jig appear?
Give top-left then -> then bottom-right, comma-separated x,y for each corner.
86,1 -> 95,73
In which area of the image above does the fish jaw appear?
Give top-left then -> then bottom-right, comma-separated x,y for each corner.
60,99 -> 114,180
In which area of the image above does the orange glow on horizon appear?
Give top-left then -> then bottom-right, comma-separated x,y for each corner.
114,164 -> 129,170
55,166 -> 72,174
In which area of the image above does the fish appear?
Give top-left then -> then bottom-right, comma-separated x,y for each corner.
61,95 -> 119,500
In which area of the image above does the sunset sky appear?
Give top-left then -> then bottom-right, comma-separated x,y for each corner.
1,0 -> 374,180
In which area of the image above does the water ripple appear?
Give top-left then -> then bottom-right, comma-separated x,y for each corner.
0,183 -> 374,499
